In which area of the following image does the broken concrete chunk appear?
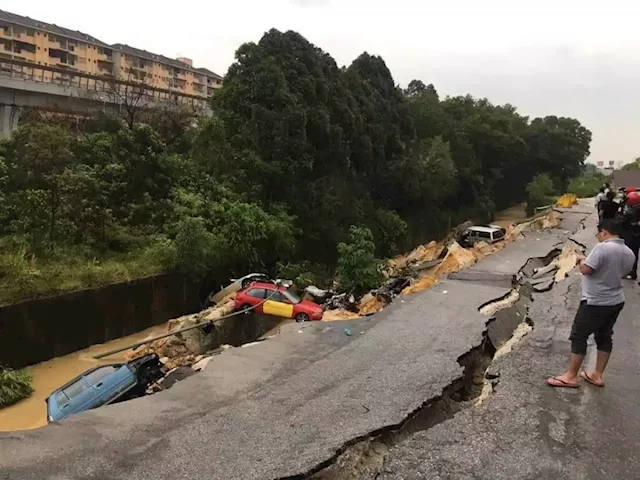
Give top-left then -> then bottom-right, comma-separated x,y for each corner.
526,275 -> 556,286
305,285 -> 329,302
532,278 -> 555,292
400,276 -> 437,296
384,276 -> 412,295
410,258 -> 444,273
387,240 -> 445,276
356,291 -> 388,316
531,263 -> 558,279
192,356 -> 213,372
124,299 -> 236,370
432,241 -> 478,277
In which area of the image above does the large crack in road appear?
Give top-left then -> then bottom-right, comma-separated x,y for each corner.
374,205 -> 637,480
283,213 -> 590,480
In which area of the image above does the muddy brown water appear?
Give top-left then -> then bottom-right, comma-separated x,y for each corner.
0,324 -> 167,431
493,203 -> 527,228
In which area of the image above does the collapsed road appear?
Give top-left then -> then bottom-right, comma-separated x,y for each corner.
379,203 -> 640,480
0,202 -> 595,480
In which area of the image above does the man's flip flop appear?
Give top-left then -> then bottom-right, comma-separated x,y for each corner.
580,371 -> 604,387
546,377 -> 578,388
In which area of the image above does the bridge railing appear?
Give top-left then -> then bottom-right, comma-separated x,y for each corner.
0,57 -> 209,109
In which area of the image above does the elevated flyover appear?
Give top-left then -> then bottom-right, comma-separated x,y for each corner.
0,58 -> 211,137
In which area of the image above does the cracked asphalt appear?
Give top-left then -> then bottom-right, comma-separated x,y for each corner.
381,204 -> 640,480
0,204 -> 595,480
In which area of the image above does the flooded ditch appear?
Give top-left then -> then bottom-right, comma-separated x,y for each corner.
0,312 -> 286,431
0,323 -> 168,431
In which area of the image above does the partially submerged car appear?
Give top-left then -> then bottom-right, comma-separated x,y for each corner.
46,354 -> 164,423
234,282 -> 324,322
458,225 -> 507,248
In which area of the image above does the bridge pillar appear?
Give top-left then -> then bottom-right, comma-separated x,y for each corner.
0,105 -> 21,139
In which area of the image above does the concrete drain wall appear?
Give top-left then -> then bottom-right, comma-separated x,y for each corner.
0,273 -> 205,369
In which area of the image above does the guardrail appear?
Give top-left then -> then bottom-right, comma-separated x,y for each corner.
0,57 -> 209,108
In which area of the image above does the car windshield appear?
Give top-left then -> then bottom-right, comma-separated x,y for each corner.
283,290 -> 302,304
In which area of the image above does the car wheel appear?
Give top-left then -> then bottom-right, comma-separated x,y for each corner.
240,304 -> 252,314
137,361 -> 162,387
295,313 -> 309,323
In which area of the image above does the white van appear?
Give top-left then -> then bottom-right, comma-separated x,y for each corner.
459,225 -> 506,247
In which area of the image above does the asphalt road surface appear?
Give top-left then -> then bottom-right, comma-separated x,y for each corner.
0,204 -> 601,480
381,205 -> 640,480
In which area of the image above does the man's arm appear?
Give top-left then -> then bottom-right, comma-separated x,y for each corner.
578,258 -> 595,276
576,247 -> 602,276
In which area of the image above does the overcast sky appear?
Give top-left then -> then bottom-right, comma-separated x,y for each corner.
4,0 -> 640,165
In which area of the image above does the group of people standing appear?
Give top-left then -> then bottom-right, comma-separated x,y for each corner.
547,183 -> 638,389
595,183 -> 640,281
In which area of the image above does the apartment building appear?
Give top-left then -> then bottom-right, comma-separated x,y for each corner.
0,8 -> 222,99
111,44 -> 222,98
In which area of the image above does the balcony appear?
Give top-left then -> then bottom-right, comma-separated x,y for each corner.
1,26 -> 35,42
97,59 -> 113,74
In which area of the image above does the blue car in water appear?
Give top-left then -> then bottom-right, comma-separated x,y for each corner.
46,354 -> 164,423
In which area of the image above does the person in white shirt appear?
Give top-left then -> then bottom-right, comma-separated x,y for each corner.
595,188 -> 605,217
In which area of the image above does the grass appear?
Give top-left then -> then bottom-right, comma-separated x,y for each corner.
0,368 -> 34,408
0,238 -> 176,306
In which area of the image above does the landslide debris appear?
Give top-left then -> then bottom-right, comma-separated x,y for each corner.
125,298 -> 236,370
126,209 -> 565,371
325,209 -> 563,319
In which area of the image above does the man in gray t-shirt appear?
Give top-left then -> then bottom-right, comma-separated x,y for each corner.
547,219 -> 635,388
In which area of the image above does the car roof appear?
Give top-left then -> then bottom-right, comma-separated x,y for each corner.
468,226 -> 502,233
48,362 -> 125,397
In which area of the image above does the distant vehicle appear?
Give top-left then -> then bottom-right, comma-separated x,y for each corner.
46,354 -> 164,423
205,273 -> 270,307
459,225 -> 507,248
234,282 -> 324,322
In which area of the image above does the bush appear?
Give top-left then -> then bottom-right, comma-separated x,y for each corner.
568,173 -> 604,198
372,208 -> 409,257
0,368 -> 33,408
336,226 -> 384,297
173,217 -> 218,274
526,174 -> 556,216
276,261 -> 333,290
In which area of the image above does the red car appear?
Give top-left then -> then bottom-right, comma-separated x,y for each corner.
234,282 -> 323,322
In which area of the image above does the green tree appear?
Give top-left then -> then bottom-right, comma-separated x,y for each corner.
336,226 -> 384,296
173,217 -> 217,273
526,174 -> 556,215
621,158 -> 640,171
3,124 -> 74,250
